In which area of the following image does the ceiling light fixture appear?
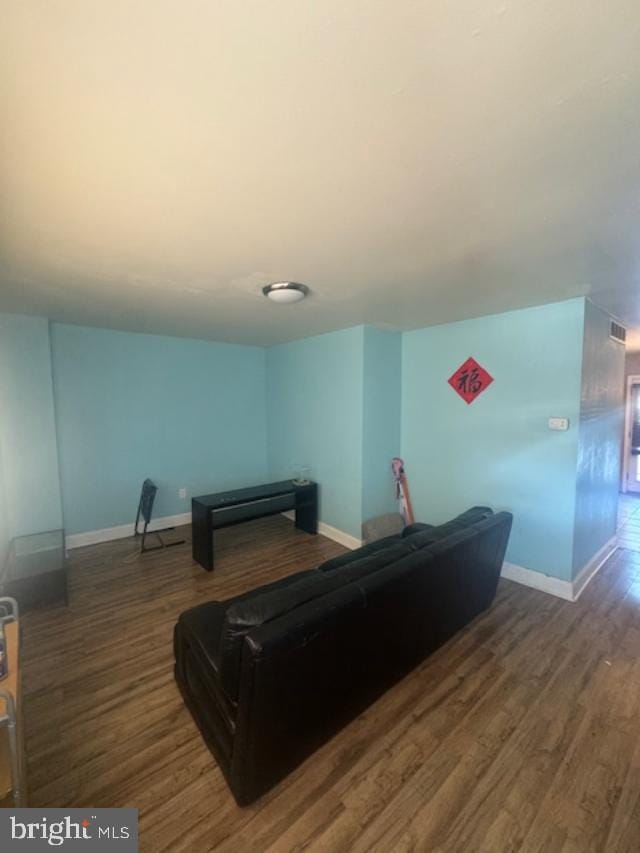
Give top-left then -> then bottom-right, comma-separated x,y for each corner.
262,281 -> 309,304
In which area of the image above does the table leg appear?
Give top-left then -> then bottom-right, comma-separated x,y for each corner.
295,486 -> 318,534
192,500 -> 214,571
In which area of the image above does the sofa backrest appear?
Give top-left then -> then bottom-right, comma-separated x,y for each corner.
219,570 -> 330,699
230,511 -> 513,800
220,506 -> 507,701
317,533 -> 402,572
318,505 -> 493,574
401,505 -> 494,548
236,511 -> 511,703
355,511 -> 510,652
411,511 -> 512,642
218,539 -> 415,699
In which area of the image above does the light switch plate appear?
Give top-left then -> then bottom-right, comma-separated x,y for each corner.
548,417 -> 569,431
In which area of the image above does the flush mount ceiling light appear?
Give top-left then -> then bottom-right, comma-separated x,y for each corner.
262,281 -> 309,304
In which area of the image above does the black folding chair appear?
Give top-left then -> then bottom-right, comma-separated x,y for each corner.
134,479 -> 185,554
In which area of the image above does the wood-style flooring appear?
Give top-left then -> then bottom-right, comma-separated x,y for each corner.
20,516 -> 640,852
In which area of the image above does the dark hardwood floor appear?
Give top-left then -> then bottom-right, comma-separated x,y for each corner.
20,517 -> 640,852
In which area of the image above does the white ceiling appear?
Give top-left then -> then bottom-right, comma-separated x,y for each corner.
2,1 -> 640,347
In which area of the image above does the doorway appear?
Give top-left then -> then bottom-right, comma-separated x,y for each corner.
622,375 -> 640,493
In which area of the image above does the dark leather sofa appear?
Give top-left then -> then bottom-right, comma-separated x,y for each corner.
174,506 -> 513,805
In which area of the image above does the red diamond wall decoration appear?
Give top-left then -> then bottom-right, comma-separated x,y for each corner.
448,357 -> 493,404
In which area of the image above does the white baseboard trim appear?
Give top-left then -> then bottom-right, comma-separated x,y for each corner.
317,521 -> 362,550
501,535 -> 617,602
501,562 -> 575,601
66,512 -> 192,550
571,535 -> 618,601
68,509 -> 364,552
281,511 -> 362,550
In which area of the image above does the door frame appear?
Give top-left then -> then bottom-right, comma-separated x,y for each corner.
622,374 -> 640,492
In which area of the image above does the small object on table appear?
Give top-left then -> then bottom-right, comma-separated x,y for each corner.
293,466 -> 312,486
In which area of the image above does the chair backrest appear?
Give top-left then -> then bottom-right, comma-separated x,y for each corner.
138,479 -> 158,526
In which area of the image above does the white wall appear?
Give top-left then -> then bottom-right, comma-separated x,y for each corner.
0,314 -> 63,540
0,443 -> 9,567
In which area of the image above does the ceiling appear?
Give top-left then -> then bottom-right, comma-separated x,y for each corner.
2,1 -> 640,347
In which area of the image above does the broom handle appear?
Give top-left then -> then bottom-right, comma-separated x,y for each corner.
400,474 -> 415,525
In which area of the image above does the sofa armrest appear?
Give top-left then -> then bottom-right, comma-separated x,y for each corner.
229,584 -> 370,804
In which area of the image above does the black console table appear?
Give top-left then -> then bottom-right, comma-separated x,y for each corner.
192,480 -> 318,571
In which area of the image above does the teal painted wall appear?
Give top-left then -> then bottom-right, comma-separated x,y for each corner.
401,299 -> 585,580
0,314 -> 63,538
0,302 -> 620,584
362,327 -> 401,522
266,327 -> 364,538
0,445 -> 9,567
572,300 -> 625,575
50,324 -> 268,535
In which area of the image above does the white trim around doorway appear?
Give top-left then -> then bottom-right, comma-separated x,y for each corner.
622,374 -> 640,493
